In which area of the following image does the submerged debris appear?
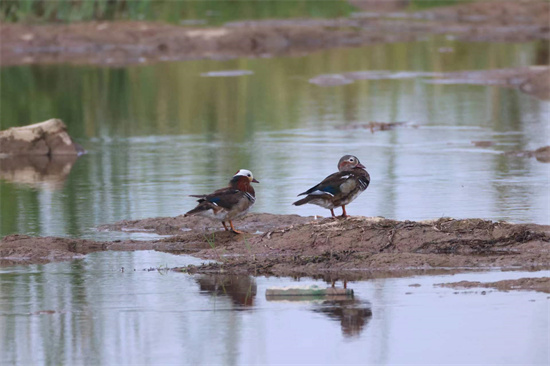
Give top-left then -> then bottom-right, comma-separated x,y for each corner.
503,146 -> 550,163
336,121 -> 416,133
471,141 -> 495,147
265,285 -> 353,299
308,67 -> 550,100
435,277 -> 550,294
309,74 -> 354,86
200,70 -> 254,77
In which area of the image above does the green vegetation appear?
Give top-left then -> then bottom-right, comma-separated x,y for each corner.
0,0 -> 479,24
0,0 -> 355,24
407,0 -> 471,11
204,233 -> 226,262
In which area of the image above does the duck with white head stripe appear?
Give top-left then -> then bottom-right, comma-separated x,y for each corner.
185,169 -> 259,234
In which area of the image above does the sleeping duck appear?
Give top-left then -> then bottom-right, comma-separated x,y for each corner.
293,155 -> 370,218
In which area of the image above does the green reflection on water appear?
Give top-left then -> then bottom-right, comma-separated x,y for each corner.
0,38 -> 542,136
0,38 -> 548,238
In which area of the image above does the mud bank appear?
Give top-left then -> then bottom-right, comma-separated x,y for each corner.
1,1 -> 548,67
504,145 -> 550,163
3,215 -> 549,280
435,277 -> 550,294
166,215 -> 550,277
310,66 -> 550,100
0,234 -> 153,266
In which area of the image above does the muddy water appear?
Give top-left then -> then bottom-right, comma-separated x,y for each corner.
1,38 -> 549,238
0,250 -> 547,364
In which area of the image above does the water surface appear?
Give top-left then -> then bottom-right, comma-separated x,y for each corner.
0,251 -> 548,365
1,38 -> 548,238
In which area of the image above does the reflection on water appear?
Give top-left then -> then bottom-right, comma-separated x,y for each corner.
313,297 -> 372,338
198,273 -> 372,336
0,37 -> 548,238
0,251 -> 547,365
196,274 -> 257,307
0,155 -> 78,190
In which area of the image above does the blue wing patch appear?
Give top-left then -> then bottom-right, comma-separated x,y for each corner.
321,185 -> 337,195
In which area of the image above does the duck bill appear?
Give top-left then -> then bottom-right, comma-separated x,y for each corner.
357,163 -> 366,169
252,178 -> 259,183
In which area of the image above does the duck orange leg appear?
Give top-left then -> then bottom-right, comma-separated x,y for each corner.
330,209 -> 336,218
222,221 -> 229,231
229,220 -> 243,234
341,205 -> 348,218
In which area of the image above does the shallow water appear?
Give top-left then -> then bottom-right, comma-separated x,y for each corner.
1,38 -> 549,363
0,251 -> 548,365
1,38 -> 549,239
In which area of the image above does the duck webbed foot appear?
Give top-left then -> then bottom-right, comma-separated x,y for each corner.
340,205 -> 349,218
229,221 -> 244,234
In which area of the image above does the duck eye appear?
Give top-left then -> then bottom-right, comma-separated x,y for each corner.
247,174 -> 251,177
349,158 -> 354,162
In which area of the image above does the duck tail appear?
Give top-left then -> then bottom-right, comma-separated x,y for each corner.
185,203 -> 210,216
184,208 -> 199,217
292,196 -> 314,206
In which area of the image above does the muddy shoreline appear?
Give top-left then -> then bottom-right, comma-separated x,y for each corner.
1,1 -> 549,67
435,277 -> 550,294
2,214 -> 549,277
3,214 -> 549,291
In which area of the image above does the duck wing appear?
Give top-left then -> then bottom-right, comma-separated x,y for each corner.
298,171 -> 366,197
188,187 -> 254,212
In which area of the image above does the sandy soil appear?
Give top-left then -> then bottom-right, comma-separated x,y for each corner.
435,277 -> 550,294
1,1 -> 548,67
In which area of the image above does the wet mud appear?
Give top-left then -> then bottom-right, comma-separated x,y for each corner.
0,234 -> 154,266
169,216 -> 550,277
435,277 -> 550,294
433,67 -> 550,100
3,215 -> 549,283
504,145 -> 550,163
1,1 -> 548,67
310,67 -> 550,100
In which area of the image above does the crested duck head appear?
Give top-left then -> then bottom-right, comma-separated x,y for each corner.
233,169 -> 259,183
337,155 -> 366,171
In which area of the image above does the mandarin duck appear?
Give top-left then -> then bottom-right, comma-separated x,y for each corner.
185,169 -> 259,234
293,155 -> 370,218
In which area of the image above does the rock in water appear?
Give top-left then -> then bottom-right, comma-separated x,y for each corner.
534,146 -> 550,163
0,119 -> 85,156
